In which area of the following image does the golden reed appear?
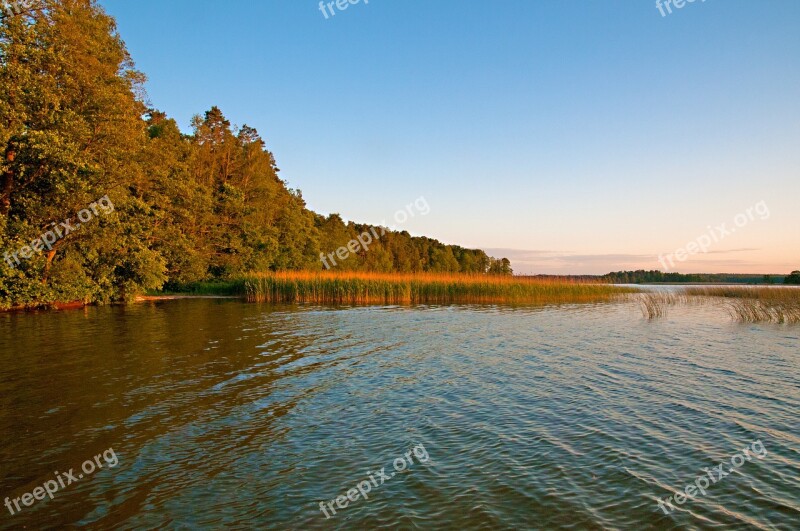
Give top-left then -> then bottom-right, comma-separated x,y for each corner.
240,271 -> 635,305
685,287 -> 800,324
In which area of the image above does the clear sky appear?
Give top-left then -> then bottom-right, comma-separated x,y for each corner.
99,0 -> 799,275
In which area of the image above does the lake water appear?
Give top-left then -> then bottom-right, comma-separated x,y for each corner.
1,299 -> 798,529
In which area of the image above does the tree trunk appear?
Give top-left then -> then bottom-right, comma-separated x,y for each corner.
42,249 -> 57,284
1,148 -> 15,216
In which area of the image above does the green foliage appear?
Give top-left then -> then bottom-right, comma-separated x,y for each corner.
2,0 -> 148,307
785,271 -> 800,285
488,257 -> 513,276
0,1 -> 511,309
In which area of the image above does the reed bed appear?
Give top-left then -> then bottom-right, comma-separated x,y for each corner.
636,292 -> 685,319
684,287 -> 800,324
239,271 -> 636,306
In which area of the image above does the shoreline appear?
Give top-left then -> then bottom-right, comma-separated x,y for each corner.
135,295 -> 242,302
0,295 -> 243,313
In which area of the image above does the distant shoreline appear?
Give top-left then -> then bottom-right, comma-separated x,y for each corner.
622,282 -> 800,286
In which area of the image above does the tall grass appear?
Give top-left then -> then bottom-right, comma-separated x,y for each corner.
238,271 -> 635,305
685,287 -> 800,324
637,292 -> 684,319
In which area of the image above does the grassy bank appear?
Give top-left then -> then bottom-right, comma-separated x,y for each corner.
230,271 -> 636,305
147,281 -> 244,297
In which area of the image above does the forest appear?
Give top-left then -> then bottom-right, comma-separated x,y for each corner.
601,270 -> 793,285
0,1 -> 510,309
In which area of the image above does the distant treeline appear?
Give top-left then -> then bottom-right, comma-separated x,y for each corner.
601,270 -> 793,285
0,1 -> 509,308
520,271 -> 798,285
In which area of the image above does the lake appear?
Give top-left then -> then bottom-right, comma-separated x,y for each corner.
1,298 -> 798,529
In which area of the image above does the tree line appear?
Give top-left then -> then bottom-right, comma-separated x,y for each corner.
0,1 -> 510,308
602,270 -> 798,285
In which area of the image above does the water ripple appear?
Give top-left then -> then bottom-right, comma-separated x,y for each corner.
0,300 -> 797,529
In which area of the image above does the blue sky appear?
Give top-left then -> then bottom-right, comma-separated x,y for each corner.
100,0 -> 800,274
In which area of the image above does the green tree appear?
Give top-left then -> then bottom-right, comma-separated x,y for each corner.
1,0 -> 163,305
488,257 -> 513,275
428,246 -> 460,273
140,110 -> 211,285
0,1 -> 527,308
